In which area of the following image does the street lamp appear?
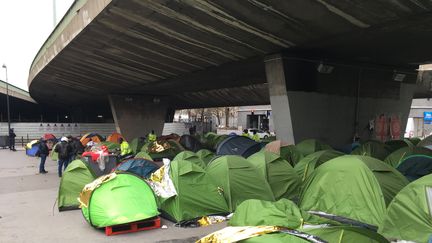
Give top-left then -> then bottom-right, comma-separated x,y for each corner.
2,64 -> 11,134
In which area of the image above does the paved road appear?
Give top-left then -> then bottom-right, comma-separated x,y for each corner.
0,148 -> 225,242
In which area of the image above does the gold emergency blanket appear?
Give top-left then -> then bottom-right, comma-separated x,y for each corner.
78,173 -> 117,208
197,226 -> 280,243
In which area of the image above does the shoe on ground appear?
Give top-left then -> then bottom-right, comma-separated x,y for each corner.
41,171 -> 48,174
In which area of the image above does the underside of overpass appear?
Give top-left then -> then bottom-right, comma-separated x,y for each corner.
28,0 -> 432,143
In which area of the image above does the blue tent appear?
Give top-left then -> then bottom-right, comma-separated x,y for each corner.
216,136 -> 261,158
116,158 -> 159,178
25,140 -> 40,157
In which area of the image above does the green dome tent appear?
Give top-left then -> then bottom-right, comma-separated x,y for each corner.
265,140 -> 303,166
384,139 -> 413,153
351,140 -> 390,160
80,173 -> 159,227
58,159 -> 96,211
173,151 -> 206,169
405,137 -> 421,146
295,139 -> 332,157
384,146 -> 432,167
359,156 -> 409,205
158,160 -> 229,223
143,140 -> 184,161
299,156 -> 387,227
294,150 -> 344,181
247,151 -> 301,200
206,155 -> 275,211
135,151 -> 153,160
418,134 -> 432,148
379,174 -> 432,242
196,149 -> 214,165
229,199 -> 387,243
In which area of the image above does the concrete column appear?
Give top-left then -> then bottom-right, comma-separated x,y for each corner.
265,54 -> 295,144
108,95 -> 168,141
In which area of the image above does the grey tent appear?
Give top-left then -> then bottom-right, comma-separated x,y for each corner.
179,135 -> 203,152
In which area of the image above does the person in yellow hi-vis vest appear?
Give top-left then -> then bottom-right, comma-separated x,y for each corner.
241,129 -> 250,138
148,130 -> 157,143
119,138 -> 132,156
252,130 -> 260,142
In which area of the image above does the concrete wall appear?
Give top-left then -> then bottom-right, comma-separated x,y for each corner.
288,82 -> 415,147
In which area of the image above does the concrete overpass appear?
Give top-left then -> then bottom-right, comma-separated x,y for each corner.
28,0 -> 432,145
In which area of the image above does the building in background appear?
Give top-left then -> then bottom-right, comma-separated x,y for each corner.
406,99 -> 432,137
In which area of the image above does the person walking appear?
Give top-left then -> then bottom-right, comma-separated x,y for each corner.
37,139 -> 49,174
8,128 -> 16,151
55,137 -> 71,177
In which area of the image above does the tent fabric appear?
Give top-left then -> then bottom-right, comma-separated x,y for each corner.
299,155 -> 387,227
145,140 -> 185,161
358,156 -> 409,205
100,141 -> 120,152
247,151 -> 301,200
351,140 -> 390,160
385,139 -> 413,153
80,133 -> 103,146
116,158 -> 159,178
239,233 -> 310,243
405,137 -> 421,146
58,159 -> 96,211
196,149 -> 215,165
229,199 -> 303,229
304,226 -> 389,243
295,139 -> 332,157
379,174 -> 432,242
25,140 -> 40,156
158,159 -> 229,222
50,142 -> 60,160
264,141 -> 303,166
106,132 -> 124,144
81,173 -> 159,227
384,146 -> 432,167
396,155 -> 432,182
179,135 -> 203,152
206,155 -> 275,211
130,137 -> 146,154
216,136 -> 261,158
173,151 -> 206,169
135,151 -> 153,160
294,150 -> 344,181
418,134 -> 432,148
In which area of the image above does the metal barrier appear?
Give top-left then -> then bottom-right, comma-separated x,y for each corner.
0,136 -> 9,149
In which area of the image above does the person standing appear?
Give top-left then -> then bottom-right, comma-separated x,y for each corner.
252,130 -> 260,142
241,129 -> 250,138
55,137 -> 71,177
8,128 -> 16,151
119,138 -> 132,157
37,139 -> 49,174
148,130 -> 157,143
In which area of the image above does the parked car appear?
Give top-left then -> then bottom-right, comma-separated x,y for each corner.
247,129 -> 271,139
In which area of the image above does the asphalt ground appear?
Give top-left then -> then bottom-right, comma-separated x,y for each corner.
0,148 -> 225,243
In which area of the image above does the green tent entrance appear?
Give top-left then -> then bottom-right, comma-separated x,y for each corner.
206,155 -> 275,211
158,159 -> 229,222
379,174 -> 432,242
58,159 -> 96,211
80,173 -> 159,228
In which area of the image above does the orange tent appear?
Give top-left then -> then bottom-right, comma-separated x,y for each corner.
106,132 -> 125,144
80,133 -> 103,146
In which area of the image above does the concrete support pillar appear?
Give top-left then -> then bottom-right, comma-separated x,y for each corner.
264,54 -> 295,144
108,95 -> 168,141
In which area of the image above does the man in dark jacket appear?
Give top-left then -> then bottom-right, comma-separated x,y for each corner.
37,139 -> 49,174
8,128 -> 16,151
55,137 -> 71,177
68,136 -> 84,160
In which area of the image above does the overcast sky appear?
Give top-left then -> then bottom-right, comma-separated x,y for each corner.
0,0 -> 74,90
